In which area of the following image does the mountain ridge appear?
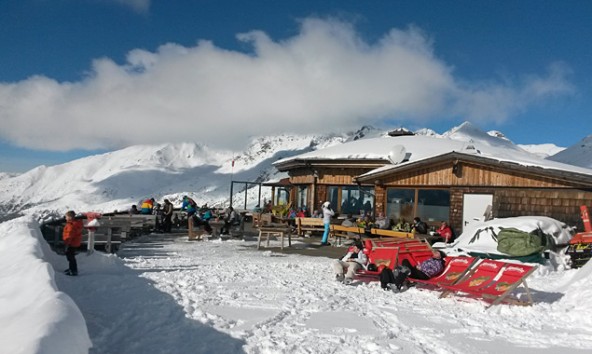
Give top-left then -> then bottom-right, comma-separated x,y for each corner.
0,122 -> 582,221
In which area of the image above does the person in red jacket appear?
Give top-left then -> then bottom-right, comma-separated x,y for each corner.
63,210 -> 83,276
436,221 -> 454,243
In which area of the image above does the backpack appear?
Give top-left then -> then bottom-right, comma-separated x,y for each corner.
496,227 -> 546,256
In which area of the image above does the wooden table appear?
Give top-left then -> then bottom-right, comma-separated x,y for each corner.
257,224 -> 292,250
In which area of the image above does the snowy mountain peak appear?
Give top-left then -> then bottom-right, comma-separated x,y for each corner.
414,128 -> 440,137
487,130 -> 512,142
442,121 -> 519,150
547,134 -> 592,168
0,123 -> 589,221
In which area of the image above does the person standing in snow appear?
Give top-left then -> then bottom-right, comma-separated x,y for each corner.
320,201 -> 334,246
162,199 -> 174,233
181,196 -> 198,239
63,210 -> 83,276
332,241 -> 367,284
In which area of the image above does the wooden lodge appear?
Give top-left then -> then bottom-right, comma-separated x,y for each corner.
273,134 -> 592,234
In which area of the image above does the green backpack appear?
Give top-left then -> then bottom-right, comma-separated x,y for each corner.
496,227 -> 547,257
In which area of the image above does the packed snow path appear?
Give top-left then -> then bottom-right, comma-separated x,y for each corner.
54,233 -> 592,354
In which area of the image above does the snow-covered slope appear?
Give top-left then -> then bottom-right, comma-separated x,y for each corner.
518,143 -> 565,158
444,122 -> 519,150
547,134 -> 592,168
0,132 -> 356,219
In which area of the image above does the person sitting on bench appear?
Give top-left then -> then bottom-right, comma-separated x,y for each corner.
435,221 -> 454,243
411,217 -> 428,234
220,206 -> 240,235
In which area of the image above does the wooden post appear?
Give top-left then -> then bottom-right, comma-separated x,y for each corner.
188,217 -> 194,240
106,228 -> 112,253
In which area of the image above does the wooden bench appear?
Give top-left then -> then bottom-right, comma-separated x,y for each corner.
296,217 -> 325,237
370,228 -> 415,239
330,225 -> 365,245
257,225 -> 292,250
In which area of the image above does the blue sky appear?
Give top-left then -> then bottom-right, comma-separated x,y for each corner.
1,0 -> 591,173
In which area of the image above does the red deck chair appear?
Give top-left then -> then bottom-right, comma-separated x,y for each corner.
410,256 -> 479,288
439,259 -> 505,299
478,263 -> 537,307
355,247 -> 399,281
397,249 -> 434,268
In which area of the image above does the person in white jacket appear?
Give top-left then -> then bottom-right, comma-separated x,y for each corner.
321,201 -> 334,246
332,241 -> 368,284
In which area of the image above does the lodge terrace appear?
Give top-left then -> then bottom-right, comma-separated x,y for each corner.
272,132 -> 592,234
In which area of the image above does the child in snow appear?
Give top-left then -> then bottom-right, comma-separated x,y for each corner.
63,210 -> 83,276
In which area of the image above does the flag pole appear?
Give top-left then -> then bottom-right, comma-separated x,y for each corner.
230,154 -> 234,208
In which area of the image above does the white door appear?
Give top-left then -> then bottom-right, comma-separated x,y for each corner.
462,194 -> 493,229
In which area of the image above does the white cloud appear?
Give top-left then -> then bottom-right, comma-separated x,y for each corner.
0,17 -> 574,152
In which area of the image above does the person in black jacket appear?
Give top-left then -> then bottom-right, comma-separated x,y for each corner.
411,217 -> 428,234
162,199 -> 174,233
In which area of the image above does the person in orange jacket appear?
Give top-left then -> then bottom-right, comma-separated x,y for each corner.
63,210 -> 83,276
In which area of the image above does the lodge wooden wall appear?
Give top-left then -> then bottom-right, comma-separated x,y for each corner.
287,161 -> 592,233
449,188 -> 592,233
495,189 -> 592,232
382,161 -> 577,188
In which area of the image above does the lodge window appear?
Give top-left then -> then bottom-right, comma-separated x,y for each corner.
386,189 -> 415,223
328,186 -> 374,216
386,188 -> 450,224
417,189 -> 450,223
296,186 -> 308,210
275,187 -> 290,206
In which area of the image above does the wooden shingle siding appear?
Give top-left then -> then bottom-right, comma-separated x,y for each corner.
283,152 -> 592,235
316,168 -> 370,185
382,161 -> 576,188
495,189 -> 592,230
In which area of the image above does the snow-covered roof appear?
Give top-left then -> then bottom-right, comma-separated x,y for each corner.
274,135 -> 592,181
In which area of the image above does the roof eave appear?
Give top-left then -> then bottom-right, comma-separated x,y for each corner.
356,152 -> 592,187
274,158 -> 389,172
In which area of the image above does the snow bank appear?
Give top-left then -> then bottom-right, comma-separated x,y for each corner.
452,216 -> 573,256
0,217 -> 91,354
4,219 -> 592,353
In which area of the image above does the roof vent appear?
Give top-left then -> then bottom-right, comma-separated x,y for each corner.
464,144 -> 481,154
388,128 -> 415,137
